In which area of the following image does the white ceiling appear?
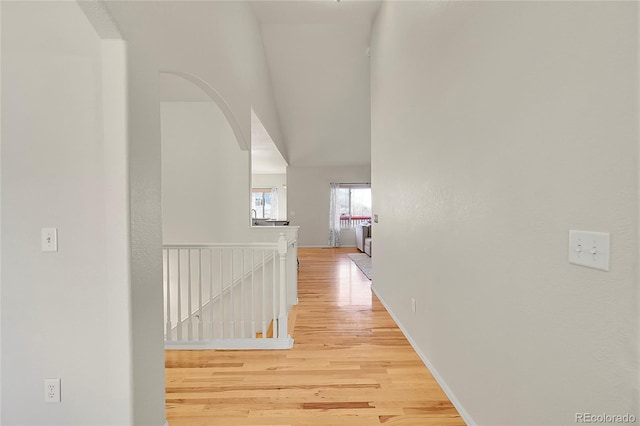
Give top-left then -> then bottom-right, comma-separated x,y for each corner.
106,0 -> 380,171
251,110 -> 289,174
250,0 -> 381,25
252,0 -> 380,167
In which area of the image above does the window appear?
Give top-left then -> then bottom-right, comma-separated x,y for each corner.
338,184 -> 371,228
251,189 -> 273,219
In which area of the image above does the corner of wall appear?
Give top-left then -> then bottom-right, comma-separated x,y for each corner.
101,37 -> 134,424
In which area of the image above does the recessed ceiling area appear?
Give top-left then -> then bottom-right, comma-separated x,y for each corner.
251,0 -> 381,168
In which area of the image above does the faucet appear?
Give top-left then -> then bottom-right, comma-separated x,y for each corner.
251,209 -> 257,225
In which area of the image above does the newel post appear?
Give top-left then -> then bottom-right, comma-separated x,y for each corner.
277,232 -> 288,339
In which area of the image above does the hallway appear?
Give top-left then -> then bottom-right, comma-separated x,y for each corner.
165,248 -> 464,425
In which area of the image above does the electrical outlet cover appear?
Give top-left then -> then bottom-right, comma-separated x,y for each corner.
44,378 -> 61,403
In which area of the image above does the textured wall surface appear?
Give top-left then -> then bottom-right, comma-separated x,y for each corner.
1,2 -> 134,424
127,47 -> 166,426
371,2 -> 639,425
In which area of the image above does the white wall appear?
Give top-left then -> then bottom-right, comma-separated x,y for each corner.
288,166 -> 371,247
126,37 -> 167,426
105,1 -> 290,249
250,31 -> 288,163
0,2 -> 4,420
162,103 -> 295,247
162,102 -> 251,244
371,2 -> 639,425
1,2 -> 134,424
252,174 -> 287,220
105,1 -> 285,159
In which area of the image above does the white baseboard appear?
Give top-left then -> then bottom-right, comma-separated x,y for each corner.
371,286 -> 477,426
298,245 -> 356,248
165,336 -> 294,350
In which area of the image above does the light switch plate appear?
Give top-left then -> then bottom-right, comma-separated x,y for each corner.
41,228 -> 58,252
569,230 -> 609,271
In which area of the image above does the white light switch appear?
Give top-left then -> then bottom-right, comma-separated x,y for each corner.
569,230 -> 609,271
41,228 -> 58,252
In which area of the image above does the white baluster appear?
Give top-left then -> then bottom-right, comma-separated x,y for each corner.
251,249 -> 255,339
177,249 -> 182,341
277,233 -> 288,340
272,248 -> 276,339
240,248 -> 245,338
230,248 -> 235,339
187,249 -> 193,341
219,248 -> 224,339
209,248 -> 214,339
165,249 -> 171,340
198,249 -> 203,341
262,249 -> 266,339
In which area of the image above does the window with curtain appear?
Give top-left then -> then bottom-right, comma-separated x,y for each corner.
337,184 -> 372,228
329,183 -> 372,247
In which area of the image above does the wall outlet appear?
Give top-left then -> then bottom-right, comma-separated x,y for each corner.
44,378 -> 61,403
410,298 -> 416,314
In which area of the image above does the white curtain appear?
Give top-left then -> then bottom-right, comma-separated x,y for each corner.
270,188 -> 278,219
328,183 -> 341,247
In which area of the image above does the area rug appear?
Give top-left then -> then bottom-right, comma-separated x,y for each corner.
347,253 -> 373,280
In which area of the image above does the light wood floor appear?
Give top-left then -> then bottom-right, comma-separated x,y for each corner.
165,247 -> 465,425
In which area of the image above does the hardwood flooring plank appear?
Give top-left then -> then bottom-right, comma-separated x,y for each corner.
165,248 -> 465,425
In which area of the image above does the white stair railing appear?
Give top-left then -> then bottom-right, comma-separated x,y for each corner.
163,233 -> 295,350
